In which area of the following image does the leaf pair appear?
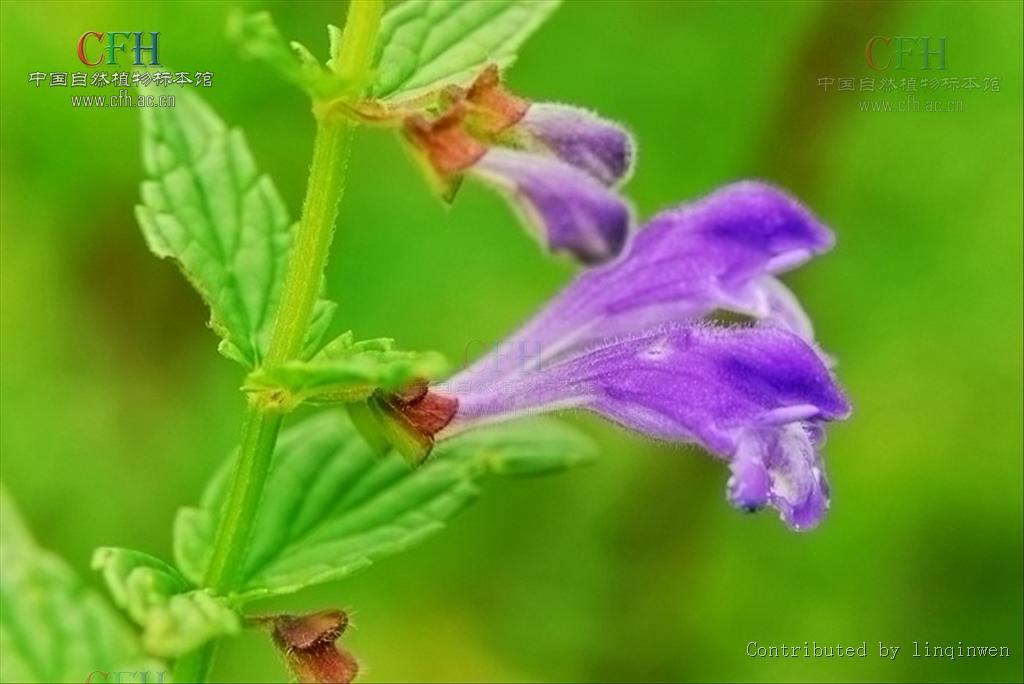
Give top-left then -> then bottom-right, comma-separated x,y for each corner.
231,0 -> 561,106
0,413 -> 593,669
92,548 -> 239,659
142,0 -> 565,380
0,491 -> 164,682
136,86 -> 448,427
174,411 -> 594,603
244,332 -> 448,411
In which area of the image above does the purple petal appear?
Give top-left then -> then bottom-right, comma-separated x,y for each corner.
444,323 -> 849,448
729,423 -> 830,530
440,323 -> 847,530
725,276 -> 815,340
517,104 -> 635,186
727,448 -> 772,512
449,182 -> 833,393
470,148 -> 633,264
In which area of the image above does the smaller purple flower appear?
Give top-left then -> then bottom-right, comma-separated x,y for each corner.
404,66 -> 637,264
513,103 -> 635,187
461,66 -> 634,187
405,107 -> 633,264
469,147 -> 632,264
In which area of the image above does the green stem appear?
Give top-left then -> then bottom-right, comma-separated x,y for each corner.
266,0 -> 382,366
203,403 -> 284,591
205,0 -> 383,595
333,0 -> 384,91
188,2 -> 384,680
264,119 -> 354,366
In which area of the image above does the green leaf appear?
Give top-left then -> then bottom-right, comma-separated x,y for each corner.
244,332 -> 449,409
346,400 -> 392,456
227,10 -> 349,98
0,489 -> 163,683
326,23 -> 345,73
92,548 -> 240,659
135,88 -> 334,368
371,0 -> 561,102
174,411 -> 594,601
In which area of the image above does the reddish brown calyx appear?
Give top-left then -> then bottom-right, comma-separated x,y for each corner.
403,107 -> 487,194
402,64 -> 531,200
348,380 -> 459,466
383,380 -> 459,438
462,64 -> 530,135
265,610 -> 358,684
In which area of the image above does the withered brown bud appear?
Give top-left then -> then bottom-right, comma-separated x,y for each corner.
403,108 -> 487,179
266,610 -> 359,684
464,64 -> 530,134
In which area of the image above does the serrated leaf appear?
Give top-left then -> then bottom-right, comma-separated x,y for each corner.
244,332 -> 449,409
371,0 -> 561,102
174,411 -> 594,601
227,10 -> 350,98
0,490 -> 163,683
92,548 -> 240,659
326,23 -> 345,72
227,11 -> 322,86
135,88 -> 334,368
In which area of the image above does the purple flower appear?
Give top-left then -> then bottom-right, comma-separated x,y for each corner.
393,71 -> 850,530
404,67 -> 636,264
371,181 -> 850,530
446,324 -> 847,440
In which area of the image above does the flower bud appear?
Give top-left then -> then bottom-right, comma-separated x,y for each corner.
267,610 -> 359,684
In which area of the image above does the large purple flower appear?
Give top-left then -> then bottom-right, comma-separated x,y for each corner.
374,181 -> 849,531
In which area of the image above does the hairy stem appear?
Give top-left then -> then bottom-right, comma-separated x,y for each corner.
188,1 -> 384,680
264,119 -> 354,366
204,101 -> 362,595
202,403 -> 284,591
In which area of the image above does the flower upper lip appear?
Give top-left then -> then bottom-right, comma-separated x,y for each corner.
445,181 -> 837,394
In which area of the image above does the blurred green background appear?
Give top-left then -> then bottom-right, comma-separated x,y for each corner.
1,1 -> 1021,682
